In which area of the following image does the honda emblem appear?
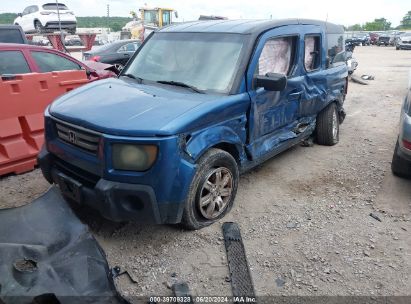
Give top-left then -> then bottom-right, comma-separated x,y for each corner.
68,130 -> 77,144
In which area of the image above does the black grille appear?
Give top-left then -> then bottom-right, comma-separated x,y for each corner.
55,121 -> 100,154
54,157 -> 100,187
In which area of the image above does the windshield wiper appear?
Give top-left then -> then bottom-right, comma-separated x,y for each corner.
122,73 -> 144,83
156,80 -> 205,94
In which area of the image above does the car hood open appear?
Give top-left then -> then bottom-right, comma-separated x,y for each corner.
49,78 -> 220,136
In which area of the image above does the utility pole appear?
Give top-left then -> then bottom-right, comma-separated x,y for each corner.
107,4 -> 110,33
55,0 -> 65,50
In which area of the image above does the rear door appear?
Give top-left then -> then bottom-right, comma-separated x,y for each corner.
246,27 -> 304,159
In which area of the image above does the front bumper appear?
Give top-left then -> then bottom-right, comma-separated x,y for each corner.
398,44 -> 411,50
38,147 -> 186,224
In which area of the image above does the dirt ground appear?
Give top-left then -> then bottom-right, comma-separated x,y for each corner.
0,46 -> 410,301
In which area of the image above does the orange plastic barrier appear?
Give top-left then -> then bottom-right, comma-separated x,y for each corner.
0,70 -> 89,176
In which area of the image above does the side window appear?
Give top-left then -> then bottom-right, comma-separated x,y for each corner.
0,51 -> 31,75
31,51 -> 82,72
257,36 -> 296,76
304,35 -> 321,72
119,43 -> 136,52
28,6 -> 36,14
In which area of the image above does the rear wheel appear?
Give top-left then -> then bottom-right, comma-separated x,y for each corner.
391,139 -> 411,178
316,103 -> 339,146
181,148 -> 239,230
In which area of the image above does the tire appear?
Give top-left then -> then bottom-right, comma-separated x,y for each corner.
316,102 -> 339,146
34,20 -> 43,34
181,148 -> 239,230
391,139 -> 411,178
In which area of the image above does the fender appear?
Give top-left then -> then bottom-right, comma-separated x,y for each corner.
185,120 -> 247,162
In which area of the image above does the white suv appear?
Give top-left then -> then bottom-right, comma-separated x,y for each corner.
14,3 -> 77,34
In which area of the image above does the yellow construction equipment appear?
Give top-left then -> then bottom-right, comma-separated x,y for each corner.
140,7 -> 176,28
121,7 -> 177,40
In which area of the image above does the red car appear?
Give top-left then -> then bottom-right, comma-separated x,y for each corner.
0,43 -> 117,79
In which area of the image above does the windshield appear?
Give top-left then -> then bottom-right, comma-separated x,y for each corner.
124,32 -> 246,94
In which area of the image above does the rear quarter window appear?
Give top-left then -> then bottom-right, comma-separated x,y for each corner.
327,33 -> 345,68
0,51 -> 31,75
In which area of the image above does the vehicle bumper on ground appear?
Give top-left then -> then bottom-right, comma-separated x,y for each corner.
38,147 -> 189,223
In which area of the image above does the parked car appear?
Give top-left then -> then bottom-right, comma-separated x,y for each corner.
377,35 -> 390,46
396,32 -> 411,50
39,19 -> 348,229
82,40 -> 141,71
369,32 -> 379,45
14,3 -> 77,34
391,72 -> 411,178
0,25 -> 28,44
0,43 -> 117,80
346,34 -> 369,46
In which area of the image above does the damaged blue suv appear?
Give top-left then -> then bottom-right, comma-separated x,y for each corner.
39,19 -> 348,229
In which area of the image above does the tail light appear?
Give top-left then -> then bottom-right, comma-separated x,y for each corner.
40,11 -> 51,15
91,56 -> 101,62
402,139 -> 411,150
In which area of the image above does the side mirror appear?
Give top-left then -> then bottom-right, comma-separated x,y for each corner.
254,73 -> 287,91
17,13 -> 22,17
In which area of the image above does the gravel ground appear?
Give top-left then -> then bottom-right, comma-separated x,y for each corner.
0,46 -> 410,301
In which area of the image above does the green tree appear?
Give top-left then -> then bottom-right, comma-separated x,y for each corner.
348,24 -> 363,31
110,22 -> 122,32
364,18 -> 391,31
0,13 -> 18,24
400,11 -> 411,29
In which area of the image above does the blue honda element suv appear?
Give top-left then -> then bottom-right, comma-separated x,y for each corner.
39,19 -> 348,229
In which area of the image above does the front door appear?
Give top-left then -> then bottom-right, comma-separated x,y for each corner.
246,28 -> 303,159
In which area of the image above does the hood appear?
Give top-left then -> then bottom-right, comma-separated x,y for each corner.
49,78 -> 220,136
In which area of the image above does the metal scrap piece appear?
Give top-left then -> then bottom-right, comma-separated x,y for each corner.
222,222 -> 256,299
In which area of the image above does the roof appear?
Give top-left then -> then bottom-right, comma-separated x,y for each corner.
0,43 -> 52,50
160,19 -> 344,35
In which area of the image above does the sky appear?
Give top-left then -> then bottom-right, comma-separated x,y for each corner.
0,0 -> 409,27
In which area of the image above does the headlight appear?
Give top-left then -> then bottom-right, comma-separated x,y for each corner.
112,144 -> 158,171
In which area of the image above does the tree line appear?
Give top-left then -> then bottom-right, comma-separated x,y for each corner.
348,11 -> 411,31
0,13 -> 131,32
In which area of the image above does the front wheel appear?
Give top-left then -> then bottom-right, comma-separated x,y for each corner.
316,103 -> 339,146
181,148 -> 239,230
34,21 -> 43,34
